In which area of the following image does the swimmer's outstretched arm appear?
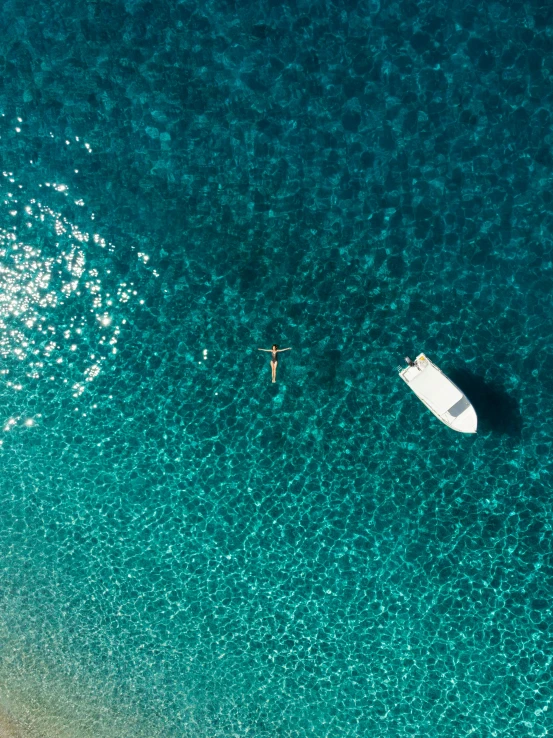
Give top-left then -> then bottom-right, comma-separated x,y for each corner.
258,348 -> 272,352
277,348 -> 291,352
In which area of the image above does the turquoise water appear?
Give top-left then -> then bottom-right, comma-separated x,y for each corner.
1,0 -> 553,736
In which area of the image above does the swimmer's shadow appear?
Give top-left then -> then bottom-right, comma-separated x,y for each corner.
447,369 -> 522,438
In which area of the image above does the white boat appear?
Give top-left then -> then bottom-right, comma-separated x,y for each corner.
399,353 -> 477,434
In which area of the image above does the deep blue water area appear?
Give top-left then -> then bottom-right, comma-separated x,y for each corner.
0,0 -> 552,736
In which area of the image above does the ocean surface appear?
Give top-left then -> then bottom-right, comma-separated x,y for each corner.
0,0 -> 552,736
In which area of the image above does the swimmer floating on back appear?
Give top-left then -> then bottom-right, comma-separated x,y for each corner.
258,344 -> 291,383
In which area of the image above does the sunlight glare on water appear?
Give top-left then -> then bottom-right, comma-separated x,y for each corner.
0,126 -> 150,418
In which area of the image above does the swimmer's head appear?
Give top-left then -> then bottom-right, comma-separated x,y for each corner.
272,344 -> 278,351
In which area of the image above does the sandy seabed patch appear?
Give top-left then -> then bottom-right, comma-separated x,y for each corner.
0,709 -> 25,738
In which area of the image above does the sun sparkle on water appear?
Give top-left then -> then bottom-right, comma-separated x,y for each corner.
0,128 -> 150,413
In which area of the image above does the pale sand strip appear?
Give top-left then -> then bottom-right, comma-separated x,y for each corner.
0,675 -> 168,738
0,710 -> 25,738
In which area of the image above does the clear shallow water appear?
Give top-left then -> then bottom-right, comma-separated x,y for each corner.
0,0 -> 552,736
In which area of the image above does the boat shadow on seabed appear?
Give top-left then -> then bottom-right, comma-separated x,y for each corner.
447,369 -> 523,438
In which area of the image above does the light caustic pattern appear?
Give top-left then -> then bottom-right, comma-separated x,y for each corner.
0,119 -> 151,429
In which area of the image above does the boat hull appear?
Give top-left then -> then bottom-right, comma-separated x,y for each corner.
399,354 -> 477,434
